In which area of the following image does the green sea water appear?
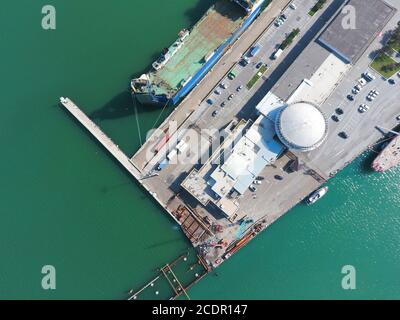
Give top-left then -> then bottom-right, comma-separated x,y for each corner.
0,0 -> 399,300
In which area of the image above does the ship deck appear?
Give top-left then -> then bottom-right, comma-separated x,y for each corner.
149,0 -> 245,96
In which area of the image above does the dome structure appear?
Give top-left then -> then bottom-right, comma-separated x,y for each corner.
275,102 -> 328,152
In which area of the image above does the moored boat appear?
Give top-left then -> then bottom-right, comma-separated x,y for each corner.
305,186 -> 329,205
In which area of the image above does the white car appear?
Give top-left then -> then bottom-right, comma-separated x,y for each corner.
367,90 -> 379,101
249,185 -> 257,192
358,104 -> 369,113
220,83 -> 227,89
358,77 -> 367,87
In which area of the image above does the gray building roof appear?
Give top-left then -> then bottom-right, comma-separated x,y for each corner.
272,42 -> 330,102
318,0 -> 396,64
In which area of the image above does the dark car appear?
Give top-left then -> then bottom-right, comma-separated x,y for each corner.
256,62 -> 263,69
388,79 -> 395,85
332,115 -> 340,122
336,108 -> 344,115
339,131 -> 349,139
220,102 -> 226,108
207,99 -> 214,105
347,95 -> 354,101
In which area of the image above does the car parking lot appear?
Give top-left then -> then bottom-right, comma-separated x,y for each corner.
297,19 -> 400,179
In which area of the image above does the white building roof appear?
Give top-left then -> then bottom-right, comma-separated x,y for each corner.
219,116 -> 285,196
275,102 -> 328,152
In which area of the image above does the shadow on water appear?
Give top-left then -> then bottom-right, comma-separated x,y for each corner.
146,237 -> 184,250
99,182 -> 132,195
361,150 -> 378,174
184,0 -> 217,26
89,91 -> 162,121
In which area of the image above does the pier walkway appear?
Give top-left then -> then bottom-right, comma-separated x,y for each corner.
60,97 -> 142,180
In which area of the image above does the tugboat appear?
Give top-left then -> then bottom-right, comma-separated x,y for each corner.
305,187 -> 329,205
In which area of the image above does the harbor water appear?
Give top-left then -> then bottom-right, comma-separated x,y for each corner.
0,0 -> 399,299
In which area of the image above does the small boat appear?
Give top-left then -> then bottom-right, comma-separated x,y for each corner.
305,186 -> 329,205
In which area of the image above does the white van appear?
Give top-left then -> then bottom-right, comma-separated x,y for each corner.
272,48 -> 283,60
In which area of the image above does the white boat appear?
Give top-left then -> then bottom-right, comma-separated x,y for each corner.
305,187 -> 329,205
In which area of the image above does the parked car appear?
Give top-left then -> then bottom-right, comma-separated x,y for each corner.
214,89 -> 221,95
347,94 -> 354,101
358,77 -> 368,87
220,102 -> 226,108
249,46 -> 260,57
240,57 -> 250,66
358,104 -> 369,113
228,71 -> 236,80
367,90 -> 379,101
237,85 -> 243,92
363,71 -> 376,81
352,85 -> 361,94
207,99 -> 214,105
388,78 -> 396,85
212,110 -> 219,117
228,94 -> 234,101
336,108 -> 344,115
339,131 -> 349,139
220,82 -> 228,89
256,62 -> 263,69
332,115 -> 340,122
249,185 -> 257,192
289,3 -> 297,10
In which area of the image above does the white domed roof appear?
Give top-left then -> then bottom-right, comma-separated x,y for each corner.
275,102 -> 328,152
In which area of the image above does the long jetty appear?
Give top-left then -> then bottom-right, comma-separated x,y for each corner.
59,97 -> 181,224
60,97 -> 142,179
